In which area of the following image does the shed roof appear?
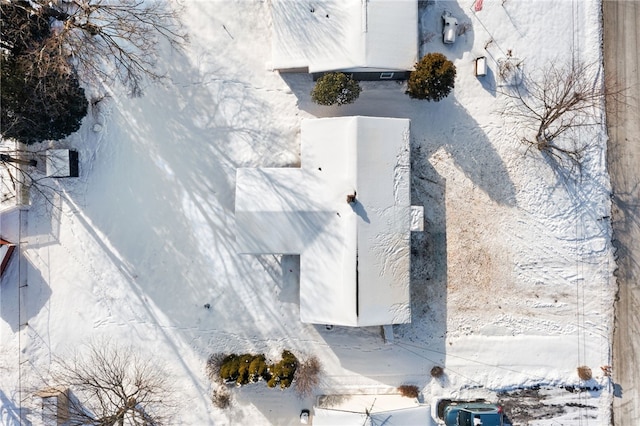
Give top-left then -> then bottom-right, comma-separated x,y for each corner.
313,394 -> 430,426
235,116 -> 411,327
270,0 -> 418,73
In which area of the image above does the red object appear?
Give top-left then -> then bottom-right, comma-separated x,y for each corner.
474,0 -> 484,11
0,238 -> 16,277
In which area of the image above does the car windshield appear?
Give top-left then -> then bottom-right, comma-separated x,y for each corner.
458,411 -> 502,426
458,411 -> 473,426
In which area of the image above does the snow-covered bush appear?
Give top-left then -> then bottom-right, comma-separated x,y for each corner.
311,72 -> 361,106
406,53 -> 456,101
267,350 -> 298,389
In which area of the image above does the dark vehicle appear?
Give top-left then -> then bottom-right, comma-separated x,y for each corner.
439,400 -> 504,426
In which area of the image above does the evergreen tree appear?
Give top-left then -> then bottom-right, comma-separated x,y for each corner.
311,72 -> 361,106
407,53 -> 456,101
1,1 -> 88,144
1,54 -> 88,144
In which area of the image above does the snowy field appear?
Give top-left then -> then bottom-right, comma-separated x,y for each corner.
0,0 -> 616,425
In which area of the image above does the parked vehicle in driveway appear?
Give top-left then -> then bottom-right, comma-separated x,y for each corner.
442,12 -> 458,44
438,400 -> 504,426
300,409 -> 310,424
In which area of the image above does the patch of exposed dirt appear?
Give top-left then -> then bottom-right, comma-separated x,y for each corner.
497,386 -> 598,425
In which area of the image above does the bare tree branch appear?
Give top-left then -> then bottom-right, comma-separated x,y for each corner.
16,0 -> 188,97
0,144 -> 68,211
49,339 -> 175,425
499,59 -> 623,169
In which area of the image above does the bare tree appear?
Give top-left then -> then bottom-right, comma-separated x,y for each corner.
14,0 -> 188,97
293,355 -> 322,398
205,352 -> 225,384
210,386 -> 231,410
499,59 -> 619,168
50,340 -> 174,425
0,144 -> 66,209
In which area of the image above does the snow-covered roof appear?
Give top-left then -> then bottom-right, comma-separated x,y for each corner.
45,149 -> 79,178
313,394 -> 430,426
235,116 -> 412,327
270,0 -> 418,73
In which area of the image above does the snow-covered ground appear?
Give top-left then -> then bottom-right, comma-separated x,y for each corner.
0,0 -> 616,425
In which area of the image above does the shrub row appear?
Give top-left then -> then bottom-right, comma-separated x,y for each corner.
219,350 -> 298,389
309,53 -> 457,106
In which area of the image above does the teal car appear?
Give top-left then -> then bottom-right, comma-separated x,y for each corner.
442,401 -> 504,426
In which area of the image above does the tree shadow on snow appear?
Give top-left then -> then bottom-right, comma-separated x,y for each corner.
0,389 -> 29,426
275,57 -> 517,389
60,42 -> 324,391
282,74 -> 517,208
610,181 -> 640,282
304,143 -> 450,389
55,1 -> 515,412
0,252 -> 51,334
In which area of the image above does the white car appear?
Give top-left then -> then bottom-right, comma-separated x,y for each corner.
300,409 -> 310,424
442,13 -> 458,44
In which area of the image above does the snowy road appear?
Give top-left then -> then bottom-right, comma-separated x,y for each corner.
604,0 -> 640,424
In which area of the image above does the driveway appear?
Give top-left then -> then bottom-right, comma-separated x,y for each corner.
603,0 -> 640,424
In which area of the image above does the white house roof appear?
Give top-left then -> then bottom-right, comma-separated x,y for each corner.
235,116 -> 412,327
313,394 -> 431,426
270,0 -> 418,73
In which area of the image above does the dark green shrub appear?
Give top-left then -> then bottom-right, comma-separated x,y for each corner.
267,350 -> 298,389
0,3 -> 88,144
406,53 -> 456,101
311,72 -> 361,106
1,54 -> 88,144
219,354 -> 240,382
219,354 -> 236,381
235,354 -> 254,385
248,355 -> 268,382
219,351 -> 298,389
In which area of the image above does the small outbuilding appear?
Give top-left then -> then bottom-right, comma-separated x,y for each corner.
270,0 -> 418,80
475,56 -> 487,77
313,394 -> 431,426
235,116 -> 423,327
46,149 -> 79,178
34,387 -> 70,425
